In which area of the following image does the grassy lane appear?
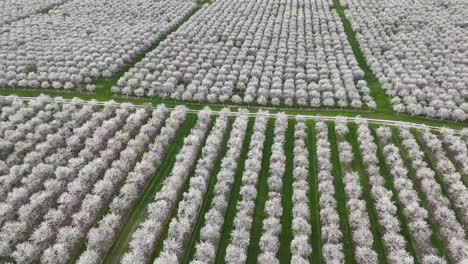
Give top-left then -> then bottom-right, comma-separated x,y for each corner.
246,118 -> 274,263
278,119 -> 295,263
391,128 -> 450,262
327,122 -> 356,264
181,118 -> 234,263
332,0 -> 392,114
102,114 -> 197,264
148,117 -> 216,262
370,126 -> 419,264
411,130 -> 467,230
346,124 -> 388,264
215,117 -> 255,263
306,121 -> 322,264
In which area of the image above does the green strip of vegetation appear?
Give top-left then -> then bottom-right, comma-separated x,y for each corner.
246,118 -> 274,263
102,114 -> 197,264
391,128 -> 450,262
346,124 -> 388,264
215,117 -> 255,263
149,117 -> 215,262
306,121 -> 322,264
332,0 -> 392,114
278,119 -> 295,263
181,118 -> 234,263
370,126 -> 419,264
327,122 -> 356,264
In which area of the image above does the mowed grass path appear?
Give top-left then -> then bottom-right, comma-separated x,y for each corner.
327,122 -> 356,264
102,114 -> 198,263
278,119 -> 295,263
332,0 -> 392,114
306,121 -> 323,264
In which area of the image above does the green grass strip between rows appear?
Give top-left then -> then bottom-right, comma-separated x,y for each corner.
306,121 -> 322,264
278,119 -> 296,263
327,122 -> 356,264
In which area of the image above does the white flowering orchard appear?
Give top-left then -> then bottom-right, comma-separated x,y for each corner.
112,0 -> 375,109
0,0 -> 196,91
343,0 -> 468,121
0,97 -> 466,263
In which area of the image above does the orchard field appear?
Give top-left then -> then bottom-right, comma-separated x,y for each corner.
0,0 -> 467,263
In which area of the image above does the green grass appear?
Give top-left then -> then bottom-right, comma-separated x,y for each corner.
332,0 -> 392,114
346,124 -> 388,264
215,117 -> 255,263
181,118 -> 233,263
327,122 -> 356,264
391,127 -> 450,262
102,114 -> 197,264
149,117 -> 215,262
246,118 -> 274,263
306,121 -> 322,264
278,119 -> 295,264
370,127 -> 419,264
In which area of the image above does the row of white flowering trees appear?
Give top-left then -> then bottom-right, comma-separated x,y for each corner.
113,0 -> 376,109
290,117 -> 313,263
0,0 -> 196,91
1,96 -> 467,263
342,0 -> 468,121
257,113 -> 287,263
315,121 -> 345,263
